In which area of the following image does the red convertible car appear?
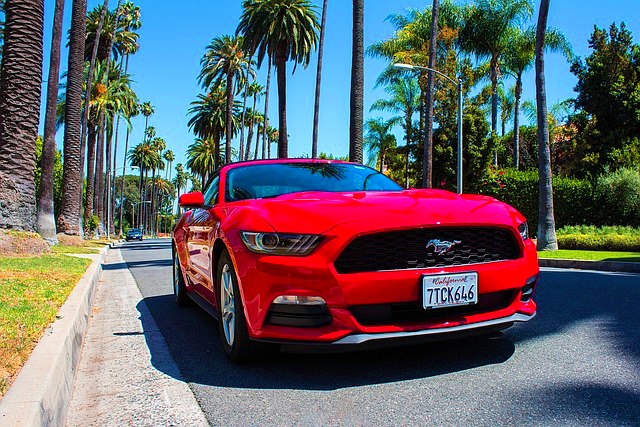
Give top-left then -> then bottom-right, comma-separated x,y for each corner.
172,159 -> 538,362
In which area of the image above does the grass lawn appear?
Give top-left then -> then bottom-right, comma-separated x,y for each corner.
0,254 -> 91,397
538,250 -> 640,263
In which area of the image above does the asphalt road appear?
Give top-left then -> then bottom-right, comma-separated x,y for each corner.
121,238 -> 640,426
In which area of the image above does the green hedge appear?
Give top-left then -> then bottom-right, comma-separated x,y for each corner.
556,226 -> 640,251
470,169 -> 594,235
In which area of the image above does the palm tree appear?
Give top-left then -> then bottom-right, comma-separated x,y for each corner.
459,0 -> 534,166
199,35 -> 249,164
536,0 -> 557,251
349,0 -> 364,163
503,25 -> 571,169
84,3 -> 138,63
0,0 -> 44,232
119,101 -> 139,237
58,0 -> 87,236
370,75 -> 419,189
261,57 -> 272,159
37,0 -> 65,242
80,0 -> 108,183
188,89 -> 226,171
149,136 -> 166,234
498,85 -> 515,138
245,82 -> 264,159
312,0 -> 328,158
128,140 -> 154,229
140,101 -> 155,134
164,150 -> 175,180
422,0 -> 439,188
237,0 -> 320,158
364,118 -> 399,172
186,138 -> 217,188
172,163 -> 188,214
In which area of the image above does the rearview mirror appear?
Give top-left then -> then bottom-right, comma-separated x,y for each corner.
178,192 -> 205,208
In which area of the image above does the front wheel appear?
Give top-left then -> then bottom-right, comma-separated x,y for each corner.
217,250 -> 278,363
172,247 -> 191,307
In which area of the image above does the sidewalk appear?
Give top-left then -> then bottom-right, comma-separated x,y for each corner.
65,249 -> 208,426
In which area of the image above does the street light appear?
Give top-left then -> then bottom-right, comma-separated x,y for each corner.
393,63 -> 464,194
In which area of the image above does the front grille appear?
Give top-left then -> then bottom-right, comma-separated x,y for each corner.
349,290 -> 516,326
334,227 -> 520,274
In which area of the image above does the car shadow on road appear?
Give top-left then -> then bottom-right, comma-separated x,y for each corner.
136,294 -> 515,391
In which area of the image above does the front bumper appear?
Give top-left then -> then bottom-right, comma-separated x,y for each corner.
269,311 -> 535,353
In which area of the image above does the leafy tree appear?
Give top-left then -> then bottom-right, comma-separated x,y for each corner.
571,22 -> 640,173
238,0 -> 320,158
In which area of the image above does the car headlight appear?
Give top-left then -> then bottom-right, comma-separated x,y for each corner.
240,232 -> 323,256
518,222 -> 529,241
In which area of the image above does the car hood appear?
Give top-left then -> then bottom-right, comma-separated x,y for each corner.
232,190 -> 522,235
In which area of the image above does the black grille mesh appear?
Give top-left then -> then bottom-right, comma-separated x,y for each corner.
334,227 -> 520,274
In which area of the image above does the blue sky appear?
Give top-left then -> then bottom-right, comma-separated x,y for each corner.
40,0 -> 640,176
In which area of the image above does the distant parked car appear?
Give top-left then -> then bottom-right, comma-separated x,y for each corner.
126,228 -> 143,241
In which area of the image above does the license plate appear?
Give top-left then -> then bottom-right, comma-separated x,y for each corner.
422,272 -> 478,309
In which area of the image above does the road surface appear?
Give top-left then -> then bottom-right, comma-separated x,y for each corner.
121,238 -> 640,426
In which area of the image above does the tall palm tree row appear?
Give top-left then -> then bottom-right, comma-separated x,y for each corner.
237,0 -> 320,159
311,0 -> 328,158
0,0 -> 45,232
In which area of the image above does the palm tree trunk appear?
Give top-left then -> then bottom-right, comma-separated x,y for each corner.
276,49 -> 288,159
94,115 -> 106,235
349,0 -> 364,164
239,55 -> 253,162
37,0 -> 65,242
514,76 -> 522,170
535,0 -> 557,251
405,115 -> 412,189
119,124 -> 130,236
262,57 -> 272,159
422,0 -> 439,189
150,168 -> 156,236
256,125 -> 261,159
137,166 -> 143,229
105,117 -> 113,236
312,0 -> 328,159
83,122 -> 97,230
246,95 -> 258,160
490,58 -> 499,167
214,133 -> 221,171
80,0 -> 109,199
58,0 -> 87,235
225,72 -> 234,163
0,0 -> 45,232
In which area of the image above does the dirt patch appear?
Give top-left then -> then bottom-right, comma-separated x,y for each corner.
0,230 -> 50,256
56,233 -> 86,247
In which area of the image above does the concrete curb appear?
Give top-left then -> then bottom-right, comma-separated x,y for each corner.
539,258 -> 640,273
0,245 -> 109,426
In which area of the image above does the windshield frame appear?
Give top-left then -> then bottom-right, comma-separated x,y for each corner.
222,161 -> 403,203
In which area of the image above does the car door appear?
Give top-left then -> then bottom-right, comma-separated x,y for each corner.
185,175 -> 222,303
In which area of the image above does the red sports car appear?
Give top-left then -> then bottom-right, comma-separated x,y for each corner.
172,159 -> 538,362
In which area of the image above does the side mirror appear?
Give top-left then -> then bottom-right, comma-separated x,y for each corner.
178,192 -> 205,208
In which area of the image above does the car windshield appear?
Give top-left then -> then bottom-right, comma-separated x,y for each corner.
224,162 -> 403,202
128,229 -> 140,233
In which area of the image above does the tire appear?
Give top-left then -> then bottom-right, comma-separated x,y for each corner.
217,249 -> 278,363
172,247 -> 191,307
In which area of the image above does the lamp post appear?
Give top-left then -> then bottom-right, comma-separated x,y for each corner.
393,63 -> 464,194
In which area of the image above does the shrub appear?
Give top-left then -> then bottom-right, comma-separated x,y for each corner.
556,225 -> 640,251
594,168 -> 640,225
